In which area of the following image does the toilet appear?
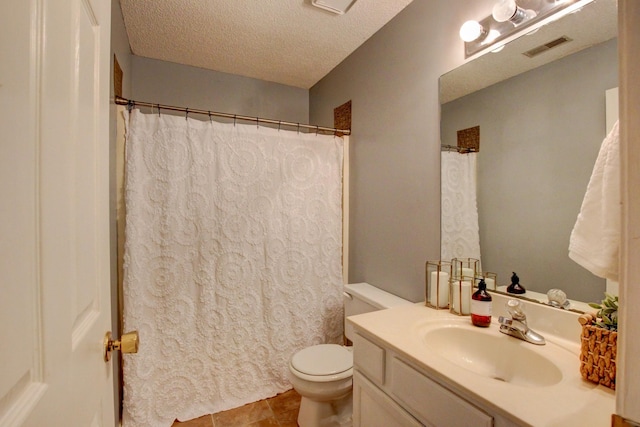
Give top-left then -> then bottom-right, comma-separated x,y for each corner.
288,282 -> 412,427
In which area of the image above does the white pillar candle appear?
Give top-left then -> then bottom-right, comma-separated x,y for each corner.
429,271 -> 449,308
484,277 -> 496,290
451,280 -> 471,315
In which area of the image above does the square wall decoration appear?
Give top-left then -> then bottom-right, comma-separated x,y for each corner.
457,125 -> 480,152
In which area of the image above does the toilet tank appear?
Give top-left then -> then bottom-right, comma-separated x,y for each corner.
343,282 -> 412,341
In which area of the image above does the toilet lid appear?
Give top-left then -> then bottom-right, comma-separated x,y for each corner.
291,344 -> 353,376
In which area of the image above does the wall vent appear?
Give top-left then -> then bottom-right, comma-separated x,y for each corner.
523,36 -> 573,58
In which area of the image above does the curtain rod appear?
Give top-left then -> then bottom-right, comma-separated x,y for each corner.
115,96 -> 351,136
441,144 -> 478,153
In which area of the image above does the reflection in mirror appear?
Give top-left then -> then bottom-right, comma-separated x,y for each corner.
439,0 -> 617,308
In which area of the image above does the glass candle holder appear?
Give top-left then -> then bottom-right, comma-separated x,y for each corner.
449,276 -> 473,315
451,257 -> 479,280
426,260 -> 451,309
478,271 -> 497,291
450,258 -> 478,316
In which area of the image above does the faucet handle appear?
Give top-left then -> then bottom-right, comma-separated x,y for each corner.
498,316 -> 512,326
506,299 -> 526,321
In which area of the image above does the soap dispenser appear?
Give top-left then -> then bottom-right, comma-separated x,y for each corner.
507,272 -> 526,294
471,279 -> 492,327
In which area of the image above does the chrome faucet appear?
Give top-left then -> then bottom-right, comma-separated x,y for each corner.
498,299 -> 545,345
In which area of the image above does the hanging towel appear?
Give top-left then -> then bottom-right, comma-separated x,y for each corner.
569,120 -> 620,281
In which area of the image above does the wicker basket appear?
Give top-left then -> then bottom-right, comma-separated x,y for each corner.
579,320 -> 617,390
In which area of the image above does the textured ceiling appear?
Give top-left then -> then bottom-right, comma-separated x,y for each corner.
119,0 -> 414,89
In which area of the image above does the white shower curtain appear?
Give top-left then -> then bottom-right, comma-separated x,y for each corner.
121,109 -> 344,426
440,150 -> 481,261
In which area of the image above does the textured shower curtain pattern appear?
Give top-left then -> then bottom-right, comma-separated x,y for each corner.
122,110 -> 344,426
440,151 -> 481,261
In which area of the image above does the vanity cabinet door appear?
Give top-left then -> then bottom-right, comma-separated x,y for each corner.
353,371 -> 423,427
389,358 -> 493,427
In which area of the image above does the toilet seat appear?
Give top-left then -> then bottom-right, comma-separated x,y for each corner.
291,344 -> 353,378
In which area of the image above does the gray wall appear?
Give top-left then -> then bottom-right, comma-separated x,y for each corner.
441,39 -> 617,303
130,56 -> 309,124
309,0 -> 494,301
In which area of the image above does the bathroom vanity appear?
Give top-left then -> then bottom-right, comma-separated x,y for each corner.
347,299 -> 615,427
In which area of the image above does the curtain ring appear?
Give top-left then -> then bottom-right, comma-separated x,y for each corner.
297,123 -> 300,134
315,125 -> 319,135
185,108 -> 189,120
278,121 -> 281,131
256,117 -> 259,129
126,100 -> 134,112
157,104 -> 161,117
208,111 -> 213,122
233,115 -> 237,126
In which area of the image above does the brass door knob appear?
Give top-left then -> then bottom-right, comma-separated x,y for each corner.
104,330 -> 139,362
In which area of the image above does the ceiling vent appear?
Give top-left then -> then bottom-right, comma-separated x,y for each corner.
523,36 -> 573,58
311,0 -> 357,15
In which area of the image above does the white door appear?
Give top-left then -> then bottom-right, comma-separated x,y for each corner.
1,0 -> 114,426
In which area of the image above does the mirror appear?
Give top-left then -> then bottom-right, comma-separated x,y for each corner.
440,0 -> 617,308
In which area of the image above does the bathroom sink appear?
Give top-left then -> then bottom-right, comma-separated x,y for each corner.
421,323 -> 563,387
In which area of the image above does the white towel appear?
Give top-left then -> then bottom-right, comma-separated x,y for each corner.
569,120 -> 620,281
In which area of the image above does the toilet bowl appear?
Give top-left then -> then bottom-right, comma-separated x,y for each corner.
288,283 -> 412,427
288,344 -> 354,427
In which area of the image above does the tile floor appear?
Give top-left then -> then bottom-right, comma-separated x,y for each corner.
171,389 -> 301,427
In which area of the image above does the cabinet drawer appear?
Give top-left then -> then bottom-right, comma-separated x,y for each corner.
352,332 -> 385,385
389,357 -> 493,427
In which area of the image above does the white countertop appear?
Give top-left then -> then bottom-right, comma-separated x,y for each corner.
347,304 -> 615,427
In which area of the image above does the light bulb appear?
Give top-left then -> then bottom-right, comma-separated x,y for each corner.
492,0 -> 517,22
484,29 -> 501,45
492,0 -> 537,25
459,20 -> 486,42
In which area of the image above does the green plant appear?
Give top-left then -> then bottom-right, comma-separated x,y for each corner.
588,293 -> 618,332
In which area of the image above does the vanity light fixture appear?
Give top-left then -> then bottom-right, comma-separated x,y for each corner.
460,0 -> 595,59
